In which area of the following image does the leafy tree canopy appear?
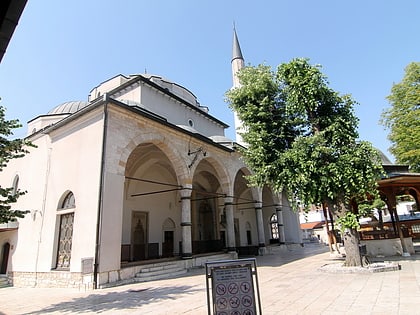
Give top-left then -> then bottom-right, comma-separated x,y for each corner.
226,58 -> 384,266
0,105 -> 32,223
226,58 -> 383,222
381,62 -> 420,172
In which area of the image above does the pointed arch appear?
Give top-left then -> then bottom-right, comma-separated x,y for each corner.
118,133 -> 189,184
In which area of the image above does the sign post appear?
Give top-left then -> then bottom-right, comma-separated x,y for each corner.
206,258 -> 262,315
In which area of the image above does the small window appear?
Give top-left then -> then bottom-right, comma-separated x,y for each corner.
270,213 -> 279,239
188,119 -> 194,127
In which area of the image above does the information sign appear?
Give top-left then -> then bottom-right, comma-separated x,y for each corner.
206,258 -> 261,315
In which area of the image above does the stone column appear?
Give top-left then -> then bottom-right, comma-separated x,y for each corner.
180,185 -> 193,259
224,196 -> 236,252
255,201 -> 265,248
275,204 -> 285,244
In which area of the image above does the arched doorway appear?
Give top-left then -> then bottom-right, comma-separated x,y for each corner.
192,159 -> 226,254
1,242 -> 10,274
123,142 -> 180,262
162,218 -> 176,257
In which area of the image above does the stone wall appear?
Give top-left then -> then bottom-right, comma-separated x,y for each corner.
9,271 -> 94,289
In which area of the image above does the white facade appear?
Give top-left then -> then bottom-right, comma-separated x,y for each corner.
0,72 -> 301,288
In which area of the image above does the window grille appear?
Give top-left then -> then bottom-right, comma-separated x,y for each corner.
56,212 -> 74,269
411,225 -> 420,233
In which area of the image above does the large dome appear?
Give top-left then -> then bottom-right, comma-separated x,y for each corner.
47,101 -> 89,115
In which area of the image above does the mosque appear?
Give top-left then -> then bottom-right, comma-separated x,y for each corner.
0,30 -> 302,288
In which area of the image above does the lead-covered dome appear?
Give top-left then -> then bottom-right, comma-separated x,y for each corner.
47,101 -> 89,115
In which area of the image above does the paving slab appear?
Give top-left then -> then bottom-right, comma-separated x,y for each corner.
1,243 -> 420,315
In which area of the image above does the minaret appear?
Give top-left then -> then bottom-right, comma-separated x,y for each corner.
231,27 -> 246,146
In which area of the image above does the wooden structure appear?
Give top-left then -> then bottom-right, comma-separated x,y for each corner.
375,172 -> 420,254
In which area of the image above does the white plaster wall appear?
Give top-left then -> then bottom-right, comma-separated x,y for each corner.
122,166 -> 181,253
282,202 -> 303,243
98,172 -> 124,272
89,75 -> 131,101
116,85 -> 140,105
27,114 -> 69,136
235,189 -> 258,247
299,210 -> 325,223
0,109 -> 104,274
39,110 -> 104,272
119,84 -> 225,137
236,209 -> 258,246
0,136 -> 53,272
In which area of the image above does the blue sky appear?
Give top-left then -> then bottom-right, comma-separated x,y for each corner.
1,1 -> 419,161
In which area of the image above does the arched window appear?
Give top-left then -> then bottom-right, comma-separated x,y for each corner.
270,213 -> 279,239
12,175 -> 19,196
56,192 -> 75,269
61,192 -> 75,209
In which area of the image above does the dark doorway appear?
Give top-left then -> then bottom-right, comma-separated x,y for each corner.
132,211 -> 148,261
1,242 -> 10,274
162,231 -> 174,257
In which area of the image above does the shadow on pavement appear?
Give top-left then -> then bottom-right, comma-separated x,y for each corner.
27,284 -> 201,314
253,243 -> 330,267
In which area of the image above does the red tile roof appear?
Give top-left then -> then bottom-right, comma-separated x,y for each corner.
300,221 -> 324,229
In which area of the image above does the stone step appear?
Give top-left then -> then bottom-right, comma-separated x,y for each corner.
135,262 -> 187,282
136,264 -> 185,278
0,275 -> 9,288
138,261 -> 180,273
135,269 -> 187,282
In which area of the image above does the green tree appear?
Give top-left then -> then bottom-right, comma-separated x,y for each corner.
0,105 -> 31,223
226,59 -> 383,266
381,62 -> 420,172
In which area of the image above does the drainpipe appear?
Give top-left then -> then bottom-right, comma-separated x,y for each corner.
93,95 -> 109,289
34,143 -> 52,287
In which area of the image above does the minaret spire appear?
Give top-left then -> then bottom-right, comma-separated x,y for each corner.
232,25 -> 244,63
231,25 -> 246,145
231,25 -> 244,88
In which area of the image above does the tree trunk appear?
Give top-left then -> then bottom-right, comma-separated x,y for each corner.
322,204 -> 333,253
343,228 -> 362,267
328,207 -> 341,253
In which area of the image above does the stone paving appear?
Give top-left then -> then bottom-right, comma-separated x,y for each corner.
1,243 -> 420,314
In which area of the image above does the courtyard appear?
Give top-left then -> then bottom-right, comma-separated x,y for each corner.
1,243 -> 420,314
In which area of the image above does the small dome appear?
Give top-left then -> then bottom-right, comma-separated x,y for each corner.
48,101 -> 89,115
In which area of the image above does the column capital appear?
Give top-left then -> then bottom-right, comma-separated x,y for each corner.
224,195 -> 234,205
179,185 -> 193,199
275,204 -> 282,211
254,201 -> 262,209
